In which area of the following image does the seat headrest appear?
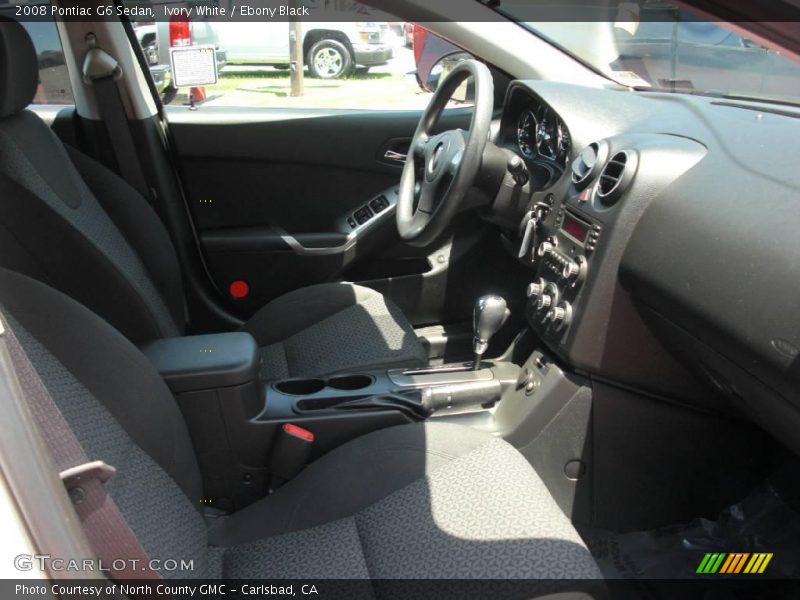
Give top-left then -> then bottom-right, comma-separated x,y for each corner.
0,20 -> 39,119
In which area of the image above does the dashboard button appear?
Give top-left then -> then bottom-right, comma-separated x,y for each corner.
562,260 -> 580,281
526,278 -> 545,299
536,294 -> 553,311
369,195 -> 390,213
354,206 -> 373,224
547,302 -> 573,331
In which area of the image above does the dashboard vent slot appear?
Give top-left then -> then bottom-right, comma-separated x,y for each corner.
597,151 -> 634,205
571,143 -> 598,189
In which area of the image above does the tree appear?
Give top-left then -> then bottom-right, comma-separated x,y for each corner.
289,1 -> 304,96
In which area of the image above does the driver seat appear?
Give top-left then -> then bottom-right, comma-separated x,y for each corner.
0,21 -> 427,379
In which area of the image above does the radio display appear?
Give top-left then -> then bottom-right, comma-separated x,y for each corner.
562,213 -> 590,243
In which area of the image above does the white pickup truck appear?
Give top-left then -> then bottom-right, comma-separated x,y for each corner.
143,18 -> 392,82
214,22 -> 394,79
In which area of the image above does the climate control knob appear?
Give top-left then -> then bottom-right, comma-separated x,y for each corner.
537,241 -> 554,257
526,278 -> 545,299
546,302 -> 573,332
562,260 -> 580,281
536,294 -> 553,311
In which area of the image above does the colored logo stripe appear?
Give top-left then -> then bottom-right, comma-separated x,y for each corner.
721,553 -> 749,574
745,553 -> 773,574
697,553 -> 726,573
697,552 -> 773,574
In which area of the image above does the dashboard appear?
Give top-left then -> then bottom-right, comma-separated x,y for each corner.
491,80 -> 800,456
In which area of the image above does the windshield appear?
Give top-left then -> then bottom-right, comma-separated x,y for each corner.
496,2 -> 800,106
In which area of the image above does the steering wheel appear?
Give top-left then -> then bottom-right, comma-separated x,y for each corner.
396,59 -> 494,247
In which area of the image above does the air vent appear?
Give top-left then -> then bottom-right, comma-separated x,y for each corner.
597,151 -> 635,205
571,143 -> 597,188
571,141 -> 608,190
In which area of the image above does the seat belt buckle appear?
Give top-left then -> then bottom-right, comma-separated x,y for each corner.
60,460 -> 116,500
267,424 -> 314,491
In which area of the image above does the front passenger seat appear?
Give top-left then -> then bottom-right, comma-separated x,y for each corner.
0,267 -> 602,589
0,21 -> 427,380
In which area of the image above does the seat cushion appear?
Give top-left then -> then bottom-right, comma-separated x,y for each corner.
212,422 -> 602,581
242,282 -> 428,379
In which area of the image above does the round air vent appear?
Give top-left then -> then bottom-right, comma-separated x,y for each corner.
571,141 -> 608,190
596,150 -> 637,206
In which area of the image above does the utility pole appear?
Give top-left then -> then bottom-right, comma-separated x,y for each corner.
289,0 -> 304,97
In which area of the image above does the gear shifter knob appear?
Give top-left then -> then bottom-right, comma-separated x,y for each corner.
472,295 -> 510,369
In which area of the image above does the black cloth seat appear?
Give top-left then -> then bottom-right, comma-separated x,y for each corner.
0,20 -> 427,380
0,267 -> 602,591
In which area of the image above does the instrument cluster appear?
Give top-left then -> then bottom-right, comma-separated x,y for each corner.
516,102 -> 571,166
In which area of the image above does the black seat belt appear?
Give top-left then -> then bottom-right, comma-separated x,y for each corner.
82,43 -> 152,202
0,317 -> 161,582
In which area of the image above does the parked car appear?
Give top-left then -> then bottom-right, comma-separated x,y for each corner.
132,22 -> 172,96
211,21 -> 394,79
133,3 -> 227,101
139,9 -> 228,70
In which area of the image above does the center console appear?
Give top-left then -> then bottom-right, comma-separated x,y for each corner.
143,329 -> 522,512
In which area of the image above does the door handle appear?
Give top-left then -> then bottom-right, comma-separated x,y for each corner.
383,150 -> 407,164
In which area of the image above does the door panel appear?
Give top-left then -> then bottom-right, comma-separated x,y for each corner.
165,105 -> 526,327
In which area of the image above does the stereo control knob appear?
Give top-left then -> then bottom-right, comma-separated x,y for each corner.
526,279 -> 545,299
562,260 -> 580,281
536,294 -> 553,311
546,302 -> 573,331
537,241 -> 553,258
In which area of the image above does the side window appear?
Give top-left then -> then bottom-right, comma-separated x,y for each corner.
26,20 -> 74,105
0,4 -> 75,106
127,3 -> 475,110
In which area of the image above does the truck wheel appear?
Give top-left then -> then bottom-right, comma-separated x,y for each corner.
307,39 -> 353,79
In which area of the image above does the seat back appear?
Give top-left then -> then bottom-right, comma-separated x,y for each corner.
0,21 -> 184,344
0,267 -> 219,577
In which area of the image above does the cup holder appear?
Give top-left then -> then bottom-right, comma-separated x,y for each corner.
327,374 -> 374,391
274,378 -> 326,395
274,375 -> 374,396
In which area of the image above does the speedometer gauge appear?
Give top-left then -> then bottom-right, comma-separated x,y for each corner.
517,109 -> 538,158
557,121 -> 570,162
535,106 -> 560,160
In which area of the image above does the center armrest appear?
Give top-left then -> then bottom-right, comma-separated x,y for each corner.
141,332 -> 260,393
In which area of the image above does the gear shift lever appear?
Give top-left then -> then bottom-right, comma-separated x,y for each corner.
472,295 -> 510,370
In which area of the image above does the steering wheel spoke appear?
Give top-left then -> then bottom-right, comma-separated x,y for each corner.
415,182 -> 436,214
412,133 -> 430,159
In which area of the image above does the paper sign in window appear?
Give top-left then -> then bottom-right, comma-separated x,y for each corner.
169,45 -> 218,88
